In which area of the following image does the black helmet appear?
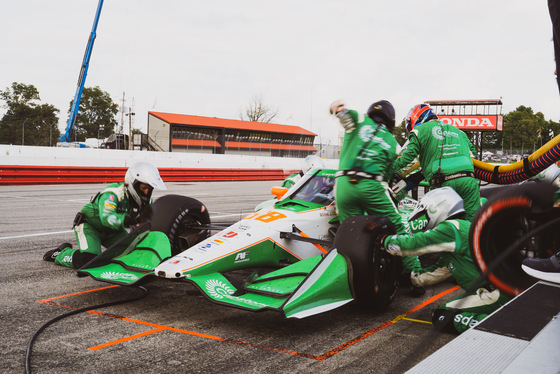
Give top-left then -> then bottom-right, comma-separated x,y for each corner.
367,100 -> 395,132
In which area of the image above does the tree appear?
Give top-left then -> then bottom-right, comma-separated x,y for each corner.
544,119 -> 560,143
240,95 -> 278,123
479,131 -> 500,151
501,106 -> 543,154
34,104 -> 61,146
69,86 -> 118,141
393,119 -> 408,146
0,82 -> 60,145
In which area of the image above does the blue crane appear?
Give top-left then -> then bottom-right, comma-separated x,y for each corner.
60,0 -> 104,143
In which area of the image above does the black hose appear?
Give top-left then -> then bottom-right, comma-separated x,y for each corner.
25,286 -> 149,374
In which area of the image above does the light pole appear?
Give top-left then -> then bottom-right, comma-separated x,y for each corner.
22,118 -> 28,145
97,125 -> 104,148
125,108 -> 135,150
43,119 -> 57,147
47,120 -> 53,147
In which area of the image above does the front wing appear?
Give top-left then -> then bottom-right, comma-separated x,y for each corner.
186,248 -> 353,319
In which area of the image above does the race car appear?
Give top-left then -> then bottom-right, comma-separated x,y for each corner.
77,168 -> 427,318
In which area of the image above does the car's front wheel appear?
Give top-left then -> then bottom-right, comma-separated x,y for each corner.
144,195 -> 211,256
334,215 -> 401,311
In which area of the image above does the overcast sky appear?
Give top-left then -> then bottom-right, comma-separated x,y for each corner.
2,0 -> 559,144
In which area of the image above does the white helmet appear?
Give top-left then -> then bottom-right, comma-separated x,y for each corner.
301,155 -> 325,174
533,164 -> 560,187
409,187 -> 465,230
125,162 -> 167,208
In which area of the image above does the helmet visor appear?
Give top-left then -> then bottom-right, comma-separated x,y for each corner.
408,200 -> 428,223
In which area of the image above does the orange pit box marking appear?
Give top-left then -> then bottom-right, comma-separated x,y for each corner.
36,284 -> 460,360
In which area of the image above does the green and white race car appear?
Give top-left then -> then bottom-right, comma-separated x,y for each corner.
78,168 -> 427,319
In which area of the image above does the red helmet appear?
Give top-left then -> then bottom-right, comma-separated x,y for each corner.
405,104 -> 437,132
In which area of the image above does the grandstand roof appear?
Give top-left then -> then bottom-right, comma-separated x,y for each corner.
149,112 -> 317,136
424,99 -> 503,106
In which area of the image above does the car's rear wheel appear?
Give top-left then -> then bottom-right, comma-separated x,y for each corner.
469,183 -> 559,296
334,215 -> 401,311
144,195 -> 211,256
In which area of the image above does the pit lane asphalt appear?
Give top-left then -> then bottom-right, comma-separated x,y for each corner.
1,181 -> 465,374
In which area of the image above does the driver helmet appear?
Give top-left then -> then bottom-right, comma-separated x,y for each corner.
405,104 -> 438,133
301,155 -> 325,174
125,162 -> 167,208
367,100 -> 396,133
408,187 -> 465,230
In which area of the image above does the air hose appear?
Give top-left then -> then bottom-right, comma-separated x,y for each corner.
475,134 -> 560,173
474,134 -> 560,184
25,286 -> 149,374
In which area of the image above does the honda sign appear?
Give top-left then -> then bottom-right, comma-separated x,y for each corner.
439,115 -> 503,131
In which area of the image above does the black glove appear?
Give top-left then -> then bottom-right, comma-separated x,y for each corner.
379,235 -> 388,248
374,234 -> 389,250
123,215 -> 137,228
405,170 -> 425,188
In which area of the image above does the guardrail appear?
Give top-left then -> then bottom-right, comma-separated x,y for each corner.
0,165 -> 293,185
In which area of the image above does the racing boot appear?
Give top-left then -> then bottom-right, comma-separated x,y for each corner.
400,269 -> 426,297
522,251 -> 560,284
43,243 -> 72,262
432,309 -> 488,334
410,285 -> 426,297
432,309 -> 460,334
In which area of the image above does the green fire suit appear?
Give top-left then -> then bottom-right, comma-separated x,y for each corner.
282,172 -> 302,188
383,218 -> 511,334
394,119 -> 481,221
54,182 -> 142,268
335,109 -> 420,273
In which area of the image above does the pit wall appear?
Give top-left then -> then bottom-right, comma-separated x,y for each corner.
0,145 -> 339,185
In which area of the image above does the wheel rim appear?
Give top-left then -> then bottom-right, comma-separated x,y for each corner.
373,242 -> 399,288
175,216 -> 209,253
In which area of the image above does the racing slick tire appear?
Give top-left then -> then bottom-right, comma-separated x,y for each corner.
144,194 -> 211,256
469,183 -> 559,296
334,215 -> 401,311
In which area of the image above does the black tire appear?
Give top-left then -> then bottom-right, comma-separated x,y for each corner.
334,215 -> 401,311
143,195 -> 211,256
479,185 -> 516,200
469,183 -> 559,296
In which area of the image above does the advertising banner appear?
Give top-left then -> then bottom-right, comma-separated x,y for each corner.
439,115 -> 503,131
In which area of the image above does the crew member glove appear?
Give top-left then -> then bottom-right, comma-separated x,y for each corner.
329,100 -> 354,132
329,100 -> 345,115
378,235 -> 389,249
123,215 -> 137,228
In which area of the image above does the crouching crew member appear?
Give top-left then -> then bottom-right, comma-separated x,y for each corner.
381,187 -> 511,334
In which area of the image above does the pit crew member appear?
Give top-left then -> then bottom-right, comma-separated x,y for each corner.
394,104 -> 481,221
43,162 -> 167,268
330,100 -> 422,281
381,187 -> 511,334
